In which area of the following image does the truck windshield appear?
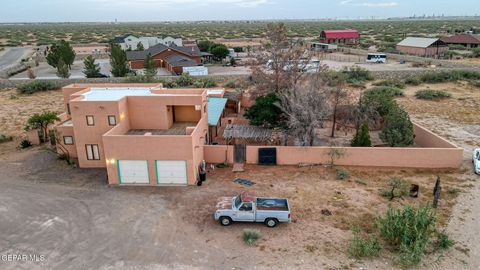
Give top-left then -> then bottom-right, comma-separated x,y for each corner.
234,195 -> 242,208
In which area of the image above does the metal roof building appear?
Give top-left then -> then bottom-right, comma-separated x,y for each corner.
396,37 -> 448,57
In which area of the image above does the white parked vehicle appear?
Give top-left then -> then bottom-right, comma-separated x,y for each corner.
473,148 -> 480,174
214,192 -> 291,228
366,53 -> 387,63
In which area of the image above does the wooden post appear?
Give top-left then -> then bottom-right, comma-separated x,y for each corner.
433,176 -> 441,208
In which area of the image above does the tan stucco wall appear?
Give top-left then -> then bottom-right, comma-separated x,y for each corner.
174,105 -> 201,122
203,124 -> 463,169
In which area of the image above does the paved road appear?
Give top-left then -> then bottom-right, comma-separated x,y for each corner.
0,47 -> 33,69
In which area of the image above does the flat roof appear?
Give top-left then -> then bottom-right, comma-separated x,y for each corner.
82,87 -> 158,101
207,97 -> 228,126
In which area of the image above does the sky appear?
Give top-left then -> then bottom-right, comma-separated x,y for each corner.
0,0 -> 478,22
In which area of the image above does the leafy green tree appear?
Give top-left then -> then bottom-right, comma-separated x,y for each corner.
380,106 -> 415,147
351,122 -> 372,147
83,55 -> 101,78
197,40 -> 215,52
109,43 -> 128,77
143,53 -> 157,80
46,40 -> 75,69
56,58 -> 70,78
362,90 -> 397,117
210,44 -> 229,60
245,92 -> 284,128
26,111 -> 60,142
136,42 -> 145,51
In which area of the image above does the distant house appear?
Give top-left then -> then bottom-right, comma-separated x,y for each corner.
114,34 -> 183,50
309,42 -> 338,52
441,34 -> 480,49
319,30 -> 360,45
126,44 -> 202,75
396,37 -> 448,57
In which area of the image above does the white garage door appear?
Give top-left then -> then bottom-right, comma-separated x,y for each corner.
156,160 -> 187,185
118,160 -> 149,184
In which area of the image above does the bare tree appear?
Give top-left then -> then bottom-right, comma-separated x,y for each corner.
279,74 -> 332,146
250,23 -> 312,97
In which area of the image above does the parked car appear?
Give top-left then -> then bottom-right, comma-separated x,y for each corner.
214,192 -> 291,228
473,148 -> 480,174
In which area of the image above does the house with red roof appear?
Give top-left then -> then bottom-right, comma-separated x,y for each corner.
319,30 -> 360,45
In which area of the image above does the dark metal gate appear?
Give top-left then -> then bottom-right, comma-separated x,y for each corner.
234,144 -> 246,163
258,147 -> 277,165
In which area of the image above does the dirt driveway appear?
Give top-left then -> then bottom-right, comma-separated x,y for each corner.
0,146 -> 468,270
0,149 -> 245,270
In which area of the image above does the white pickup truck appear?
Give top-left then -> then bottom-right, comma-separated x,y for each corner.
214,192 -> 291,228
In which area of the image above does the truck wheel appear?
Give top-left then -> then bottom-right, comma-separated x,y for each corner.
265,218 -> 278,228
219,216 -> 232,226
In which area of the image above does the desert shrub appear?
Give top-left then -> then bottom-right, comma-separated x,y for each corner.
161,79 -> 178,88
373,79 -> 405,89
175,73 -> 194,86
472,47 -> 480,58
470,80 -> 480,88
418,70 -> 480,83
124,74 -> 156,83
415,89 -> 451,100
243,229 -> 261,246
341,66 -> 374,84
17,80 -> 59,94
377,205 -> 436,267
365,86 -> 404,97
405,76 -> 422,86
336,167 -> 350,180
0,134 -> 13,143
436,231 -> 454,250
19,139 -> 32,149
224,80 -> 238,88
349,227 -> 383,258
193,77 -> 217,88
380,177 -> 410,199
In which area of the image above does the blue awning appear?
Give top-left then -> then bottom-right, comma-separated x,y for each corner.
207,97 -> 228,126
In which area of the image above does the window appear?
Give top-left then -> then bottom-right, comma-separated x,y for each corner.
86,115 -> 95,126
240,203 -> 253,211
67,103 -> 71,114
85,144 -> 100,160
108,115 -> 117,126
63,136 -> 74,145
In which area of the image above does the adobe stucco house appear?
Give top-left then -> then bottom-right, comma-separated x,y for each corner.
55,84 -> 226,186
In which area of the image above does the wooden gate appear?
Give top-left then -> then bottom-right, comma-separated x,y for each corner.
234,144 -> 246,164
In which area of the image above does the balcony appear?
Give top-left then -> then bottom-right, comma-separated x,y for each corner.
125,122 -> 198,136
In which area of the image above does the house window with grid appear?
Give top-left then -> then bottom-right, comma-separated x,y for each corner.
85,144 -> 100,160
86,115 -> 95,126
63,136 -> 74,145
108,115 -> 117,126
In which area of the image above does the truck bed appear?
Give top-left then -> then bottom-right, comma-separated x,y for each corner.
256,198 -> 289,211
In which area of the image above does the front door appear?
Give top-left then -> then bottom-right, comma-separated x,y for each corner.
235,202 -> 255,221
